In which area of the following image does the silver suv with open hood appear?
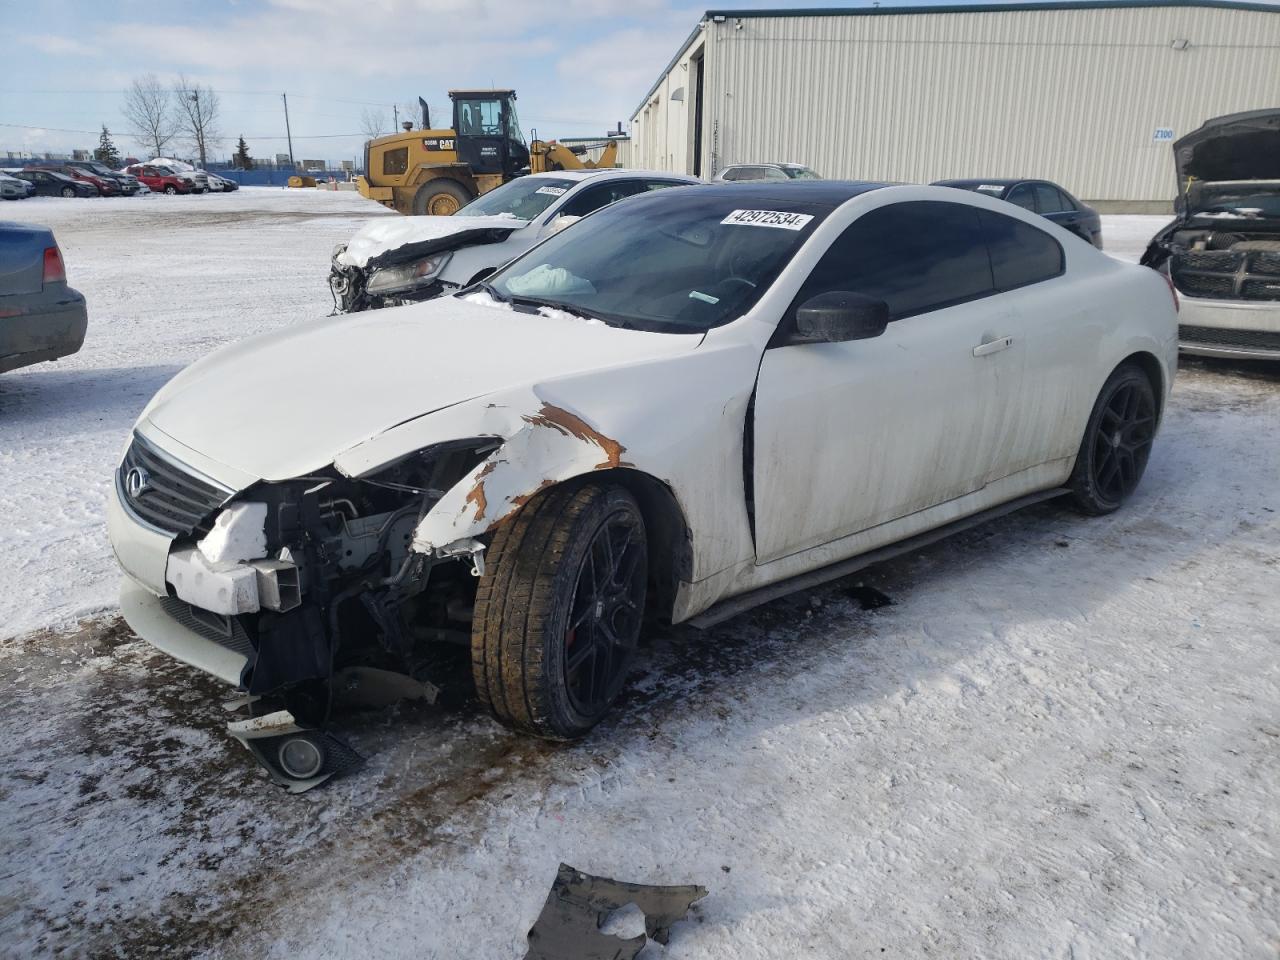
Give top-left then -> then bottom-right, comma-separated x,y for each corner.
1141,109 -> 1280,360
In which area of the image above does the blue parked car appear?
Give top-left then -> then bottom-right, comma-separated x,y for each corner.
1,222 -> 88,374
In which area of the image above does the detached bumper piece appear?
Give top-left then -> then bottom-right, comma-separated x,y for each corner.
523,863 -> 707,960
227,709 -> 364,794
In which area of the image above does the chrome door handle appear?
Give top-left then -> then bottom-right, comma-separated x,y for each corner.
973,335 -> 1014,357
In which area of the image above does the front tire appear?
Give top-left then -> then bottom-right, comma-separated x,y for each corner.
412,179 -> 471,217
472,483 -> 647,739
61,187 -> 76,198
1067,363 -> 1157,515
164,184 -> 177,195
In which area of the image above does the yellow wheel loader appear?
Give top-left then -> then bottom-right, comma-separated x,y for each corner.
356,89 -> 619,216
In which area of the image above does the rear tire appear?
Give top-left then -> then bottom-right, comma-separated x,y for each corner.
164,184 -> 177,195
61,187 -> 76,198
412,179 -> 471,217
472,483 -> 647,739
1067,363 -> 1157,515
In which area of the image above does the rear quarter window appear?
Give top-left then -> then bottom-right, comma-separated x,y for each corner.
979,210 -> 1065,290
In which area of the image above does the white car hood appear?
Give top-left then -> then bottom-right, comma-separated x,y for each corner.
141,296 -> 695,482
339,214 -> 530,268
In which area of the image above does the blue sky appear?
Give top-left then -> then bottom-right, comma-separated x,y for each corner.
9,0 -> 1015,164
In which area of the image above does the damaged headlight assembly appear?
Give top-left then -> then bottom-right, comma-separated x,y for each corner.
365,251 -> 453,295
190,436 -> 503,791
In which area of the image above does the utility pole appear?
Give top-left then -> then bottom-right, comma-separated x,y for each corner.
189,90 -> 206,167
392,103 -> 399,131
282,92 -> 295,167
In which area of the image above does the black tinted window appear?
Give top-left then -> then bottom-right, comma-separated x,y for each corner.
560,181 -> 643,217
796,201 -> 995,320
1006,184 -> 1036,210
979,210 -> 1064,290
1034,183 -> 1070,213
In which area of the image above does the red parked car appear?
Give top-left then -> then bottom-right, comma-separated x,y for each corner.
27,163 -> 119,197
122,163 -> 191,194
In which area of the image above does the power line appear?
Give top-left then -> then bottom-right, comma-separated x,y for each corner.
0,122 -> 364,140
17,88 -> 401,107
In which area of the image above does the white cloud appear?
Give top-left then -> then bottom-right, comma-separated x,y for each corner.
11,0 -> 724,158
22,34 -> 95,56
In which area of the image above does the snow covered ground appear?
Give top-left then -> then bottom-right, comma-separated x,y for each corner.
1,193 -> 1277,959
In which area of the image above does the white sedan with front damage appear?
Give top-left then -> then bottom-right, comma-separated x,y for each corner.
109,181 -> 1178,788
328,169 -> 697,313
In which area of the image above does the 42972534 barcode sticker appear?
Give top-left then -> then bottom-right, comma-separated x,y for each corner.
721,209 -> 814,230
535,186 -> 568,196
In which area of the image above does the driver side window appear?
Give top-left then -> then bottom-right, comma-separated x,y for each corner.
559,181 -> 645,218
792,201 -> 995,323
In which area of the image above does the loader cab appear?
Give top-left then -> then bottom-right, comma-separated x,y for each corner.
450,89 -> 530,179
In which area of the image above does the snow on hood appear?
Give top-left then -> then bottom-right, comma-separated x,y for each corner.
140,296 -> 694,483
1173,110 -> 1280,197
339,213 -> 529,269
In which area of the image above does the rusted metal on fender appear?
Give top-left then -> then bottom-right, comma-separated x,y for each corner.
409,399 -> 634,553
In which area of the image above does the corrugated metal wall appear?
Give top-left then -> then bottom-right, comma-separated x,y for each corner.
632,33 -> 705,174
631,6 -> 1280,207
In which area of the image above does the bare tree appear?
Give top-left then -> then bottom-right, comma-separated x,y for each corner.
174,75 -> 221,168
359,107 -> 388,141
121,74 -> 177,159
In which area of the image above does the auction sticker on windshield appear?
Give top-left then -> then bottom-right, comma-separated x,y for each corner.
536,186 -> 568,196
721,209 -> 814,230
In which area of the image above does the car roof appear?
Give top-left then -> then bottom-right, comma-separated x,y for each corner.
683,179 -> 890,206
933,178 -> 1044,189
724,162 -> 810,169
526,169 -> 697,183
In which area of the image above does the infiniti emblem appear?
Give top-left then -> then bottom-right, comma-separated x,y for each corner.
126,466 -> 153,499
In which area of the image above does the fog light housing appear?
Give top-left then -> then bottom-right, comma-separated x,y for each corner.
278,736 -> 325,779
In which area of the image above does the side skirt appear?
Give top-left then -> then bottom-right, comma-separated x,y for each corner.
686,487 -> 1068,630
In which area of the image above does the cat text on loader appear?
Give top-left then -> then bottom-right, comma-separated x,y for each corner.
356,89 -> 619,216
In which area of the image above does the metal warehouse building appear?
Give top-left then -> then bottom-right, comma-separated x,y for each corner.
629,0 -> 1280,211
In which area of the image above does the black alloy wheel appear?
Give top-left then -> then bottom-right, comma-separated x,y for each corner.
472,483 -> 648,739
1068,363 -> 1157,515
562,508 -> 647,718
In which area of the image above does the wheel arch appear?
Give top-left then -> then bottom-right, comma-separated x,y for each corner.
586,467 -> 694,624
1118,350 -> 1166,422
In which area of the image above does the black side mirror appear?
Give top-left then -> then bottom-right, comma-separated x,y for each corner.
793,291 -> 889,344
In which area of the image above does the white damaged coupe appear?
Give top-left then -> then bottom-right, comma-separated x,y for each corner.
109,181 -> 1178,785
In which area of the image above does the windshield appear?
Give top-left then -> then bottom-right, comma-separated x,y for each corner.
456,177 -> 576,219
482,189 -> 828,333
782,165 -> 822,180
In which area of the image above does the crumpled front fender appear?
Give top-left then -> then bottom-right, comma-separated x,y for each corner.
410,398 -> 631,553
332,387 -> 633,555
